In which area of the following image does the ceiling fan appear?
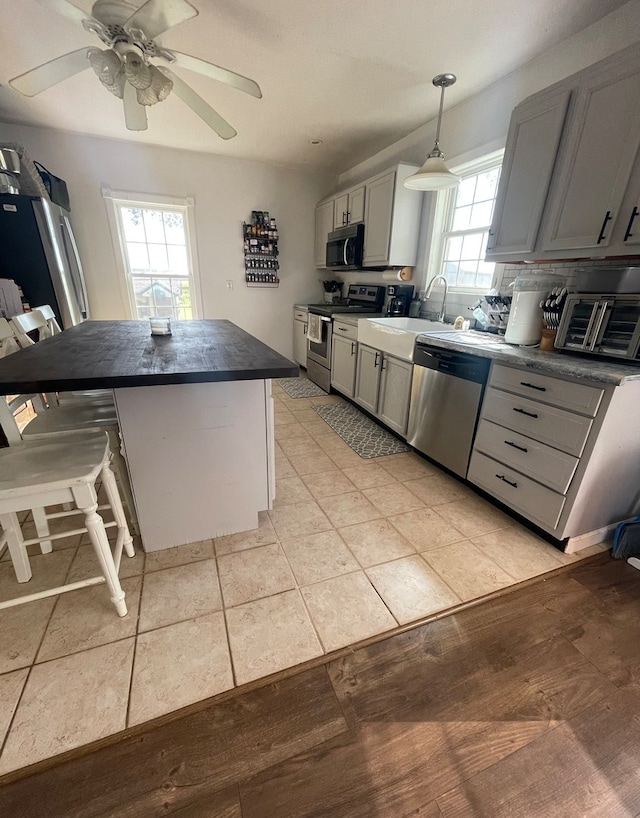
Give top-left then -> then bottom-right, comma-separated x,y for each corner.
9,0 -> 262,139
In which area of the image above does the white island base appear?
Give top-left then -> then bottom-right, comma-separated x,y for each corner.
114,380 -> 275,552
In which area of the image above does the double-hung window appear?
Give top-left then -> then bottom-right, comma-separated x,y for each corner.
429,152 -> 503,292
103,190 -> 201,320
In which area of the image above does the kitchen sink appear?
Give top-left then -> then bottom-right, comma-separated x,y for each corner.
357,317 -> 451,362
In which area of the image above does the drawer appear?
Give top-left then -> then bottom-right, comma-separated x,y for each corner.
333,320 -> 358,341
294,309 -> 308,321
468,451 -> 566,530
482,387 -> 592,457
473,419 -> 579,495
490,364 -> 603,417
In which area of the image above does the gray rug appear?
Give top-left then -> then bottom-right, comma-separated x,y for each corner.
313,402 -> 410,458
276,377 -> 328,398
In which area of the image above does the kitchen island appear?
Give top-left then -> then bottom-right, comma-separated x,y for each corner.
0,320 -> 298,551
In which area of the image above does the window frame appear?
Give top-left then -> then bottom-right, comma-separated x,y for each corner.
103,188 -> 203,320
424,150 -> 504,294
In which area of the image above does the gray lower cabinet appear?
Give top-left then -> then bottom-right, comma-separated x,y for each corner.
331,331 -> 358,398
468,361 -> 640,545
292,308 -> 308,367
354,343 -> 413,436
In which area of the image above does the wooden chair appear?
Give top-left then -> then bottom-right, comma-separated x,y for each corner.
0,320 -> 138,534
11,309 -> 114,408
0,423 -> 135,617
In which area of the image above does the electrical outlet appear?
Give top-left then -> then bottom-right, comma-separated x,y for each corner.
226,280 -> 233,290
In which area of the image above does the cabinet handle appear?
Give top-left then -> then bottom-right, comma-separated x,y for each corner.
624,206 -> 639,242
346,211 -> 350,224
338,327 -> 348,332
504,440 -> 528,453
374,351 -> 380,367
303,324 -> 307,333
519,381 -> 546,392
351,342 -> 356,355
513,407 -> 538,419
596,210 -> 612,245
496,474 -> 518,488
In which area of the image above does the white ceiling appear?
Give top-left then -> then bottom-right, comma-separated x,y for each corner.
0,0 -> 630,172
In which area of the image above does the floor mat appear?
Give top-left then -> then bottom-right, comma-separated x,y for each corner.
313,402 -> 410,458
277,377 -> 328,398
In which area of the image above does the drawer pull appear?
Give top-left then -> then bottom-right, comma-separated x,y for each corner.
338,327 -> 348,332
504,440 -> 528,453
496,474 -> 518,488
513,407 -> 538,419
519,381 -> 546,392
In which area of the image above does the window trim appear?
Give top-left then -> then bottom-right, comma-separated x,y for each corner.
102,188 -> 203,320
424,149 -> 504,294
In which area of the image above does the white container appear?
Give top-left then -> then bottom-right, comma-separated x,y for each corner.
504,272 -> 562,346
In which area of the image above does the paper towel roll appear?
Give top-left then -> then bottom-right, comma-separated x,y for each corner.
381,267 -> 413,282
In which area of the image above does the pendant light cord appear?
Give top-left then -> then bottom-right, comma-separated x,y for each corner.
433,82 -> 446,151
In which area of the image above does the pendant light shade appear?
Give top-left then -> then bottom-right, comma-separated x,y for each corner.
404,73 -> 460,191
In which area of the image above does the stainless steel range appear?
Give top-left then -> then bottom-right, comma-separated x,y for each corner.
306,284 -> 385,392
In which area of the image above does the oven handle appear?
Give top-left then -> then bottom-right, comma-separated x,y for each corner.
318,315 -> 331,323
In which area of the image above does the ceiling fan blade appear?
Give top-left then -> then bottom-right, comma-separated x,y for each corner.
123,82 -> 148,131
9,48 -> 92,96
167,51 -> 262,99
124,0 -> 198,40
36,0 -> 91,25
161,69 -> 236,140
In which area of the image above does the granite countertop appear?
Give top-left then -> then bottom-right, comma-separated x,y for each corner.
0,319 -> 298,394
416,330 -> 640,386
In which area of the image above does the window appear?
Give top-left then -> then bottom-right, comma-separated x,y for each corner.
431,153 -> 502,291
103,190 -> 201,320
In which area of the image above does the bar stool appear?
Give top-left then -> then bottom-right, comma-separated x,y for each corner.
0,430 -> 135,616
10,309 -> 114,408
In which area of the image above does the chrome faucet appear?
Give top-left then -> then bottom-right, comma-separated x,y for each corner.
424,275 -> 449,322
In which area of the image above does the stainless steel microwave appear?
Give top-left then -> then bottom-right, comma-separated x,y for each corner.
555,293 -> 640,360
326,223 -> 364,270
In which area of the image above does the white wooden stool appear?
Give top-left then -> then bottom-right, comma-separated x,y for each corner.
0,432 -> 135,616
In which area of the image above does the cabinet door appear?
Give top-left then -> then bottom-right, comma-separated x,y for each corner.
378,355 -> 413,436
293,318 -> 307,367
348,185 -> 365,224
611,152 -> 640,250
334,193 -> 349,229
363,171 -> 395,266
541,54 -> 640,252
486,88 -> 570,259
354,344 -> 381,413
331,334 -> 357,397
315,200 -> 335,268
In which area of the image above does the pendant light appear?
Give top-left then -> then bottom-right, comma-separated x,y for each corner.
404,73 -> 460,191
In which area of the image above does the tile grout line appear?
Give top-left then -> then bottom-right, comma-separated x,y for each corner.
123,549 -> 145,730
212,543 -> 239,689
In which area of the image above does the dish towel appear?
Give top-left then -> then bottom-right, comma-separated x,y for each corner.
306,313 -> 323,344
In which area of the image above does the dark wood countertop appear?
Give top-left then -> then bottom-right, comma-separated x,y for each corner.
0,320 -> 299,394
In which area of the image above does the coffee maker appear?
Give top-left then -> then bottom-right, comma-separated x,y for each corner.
386,284 -> 415,316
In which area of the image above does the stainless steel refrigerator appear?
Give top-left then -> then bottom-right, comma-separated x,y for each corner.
0,193 -> 89,328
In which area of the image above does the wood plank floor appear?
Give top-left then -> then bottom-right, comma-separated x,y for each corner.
1,555 -> 640,818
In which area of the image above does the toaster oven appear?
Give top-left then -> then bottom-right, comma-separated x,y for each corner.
555,293 -> 640,360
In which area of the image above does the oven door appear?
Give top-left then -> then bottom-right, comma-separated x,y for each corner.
307,314 -> 332,366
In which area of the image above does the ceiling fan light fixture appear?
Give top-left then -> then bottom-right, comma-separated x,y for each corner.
88,47 -> 125,98
404,73 -> 460,191
124,51 -> 152,89
136,66 -> 173,105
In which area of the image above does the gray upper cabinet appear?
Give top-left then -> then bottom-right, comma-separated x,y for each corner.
486,87 -> 571,258
315,199 -> 335,268
487,45 -> 640,262
363,164 -> 423,268
314,163 -> 422,270
333,185 -> 365,229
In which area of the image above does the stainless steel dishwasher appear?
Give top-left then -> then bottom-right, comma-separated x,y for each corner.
407,342 -> 491,478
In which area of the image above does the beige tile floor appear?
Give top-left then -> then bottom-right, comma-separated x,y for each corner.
0,383 -> 609,775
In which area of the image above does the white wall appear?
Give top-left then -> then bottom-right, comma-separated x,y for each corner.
0,122 -> 334,358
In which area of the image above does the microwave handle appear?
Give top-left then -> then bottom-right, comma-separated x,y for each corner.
587,300 -> 610,351
343,237 -> 351,266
